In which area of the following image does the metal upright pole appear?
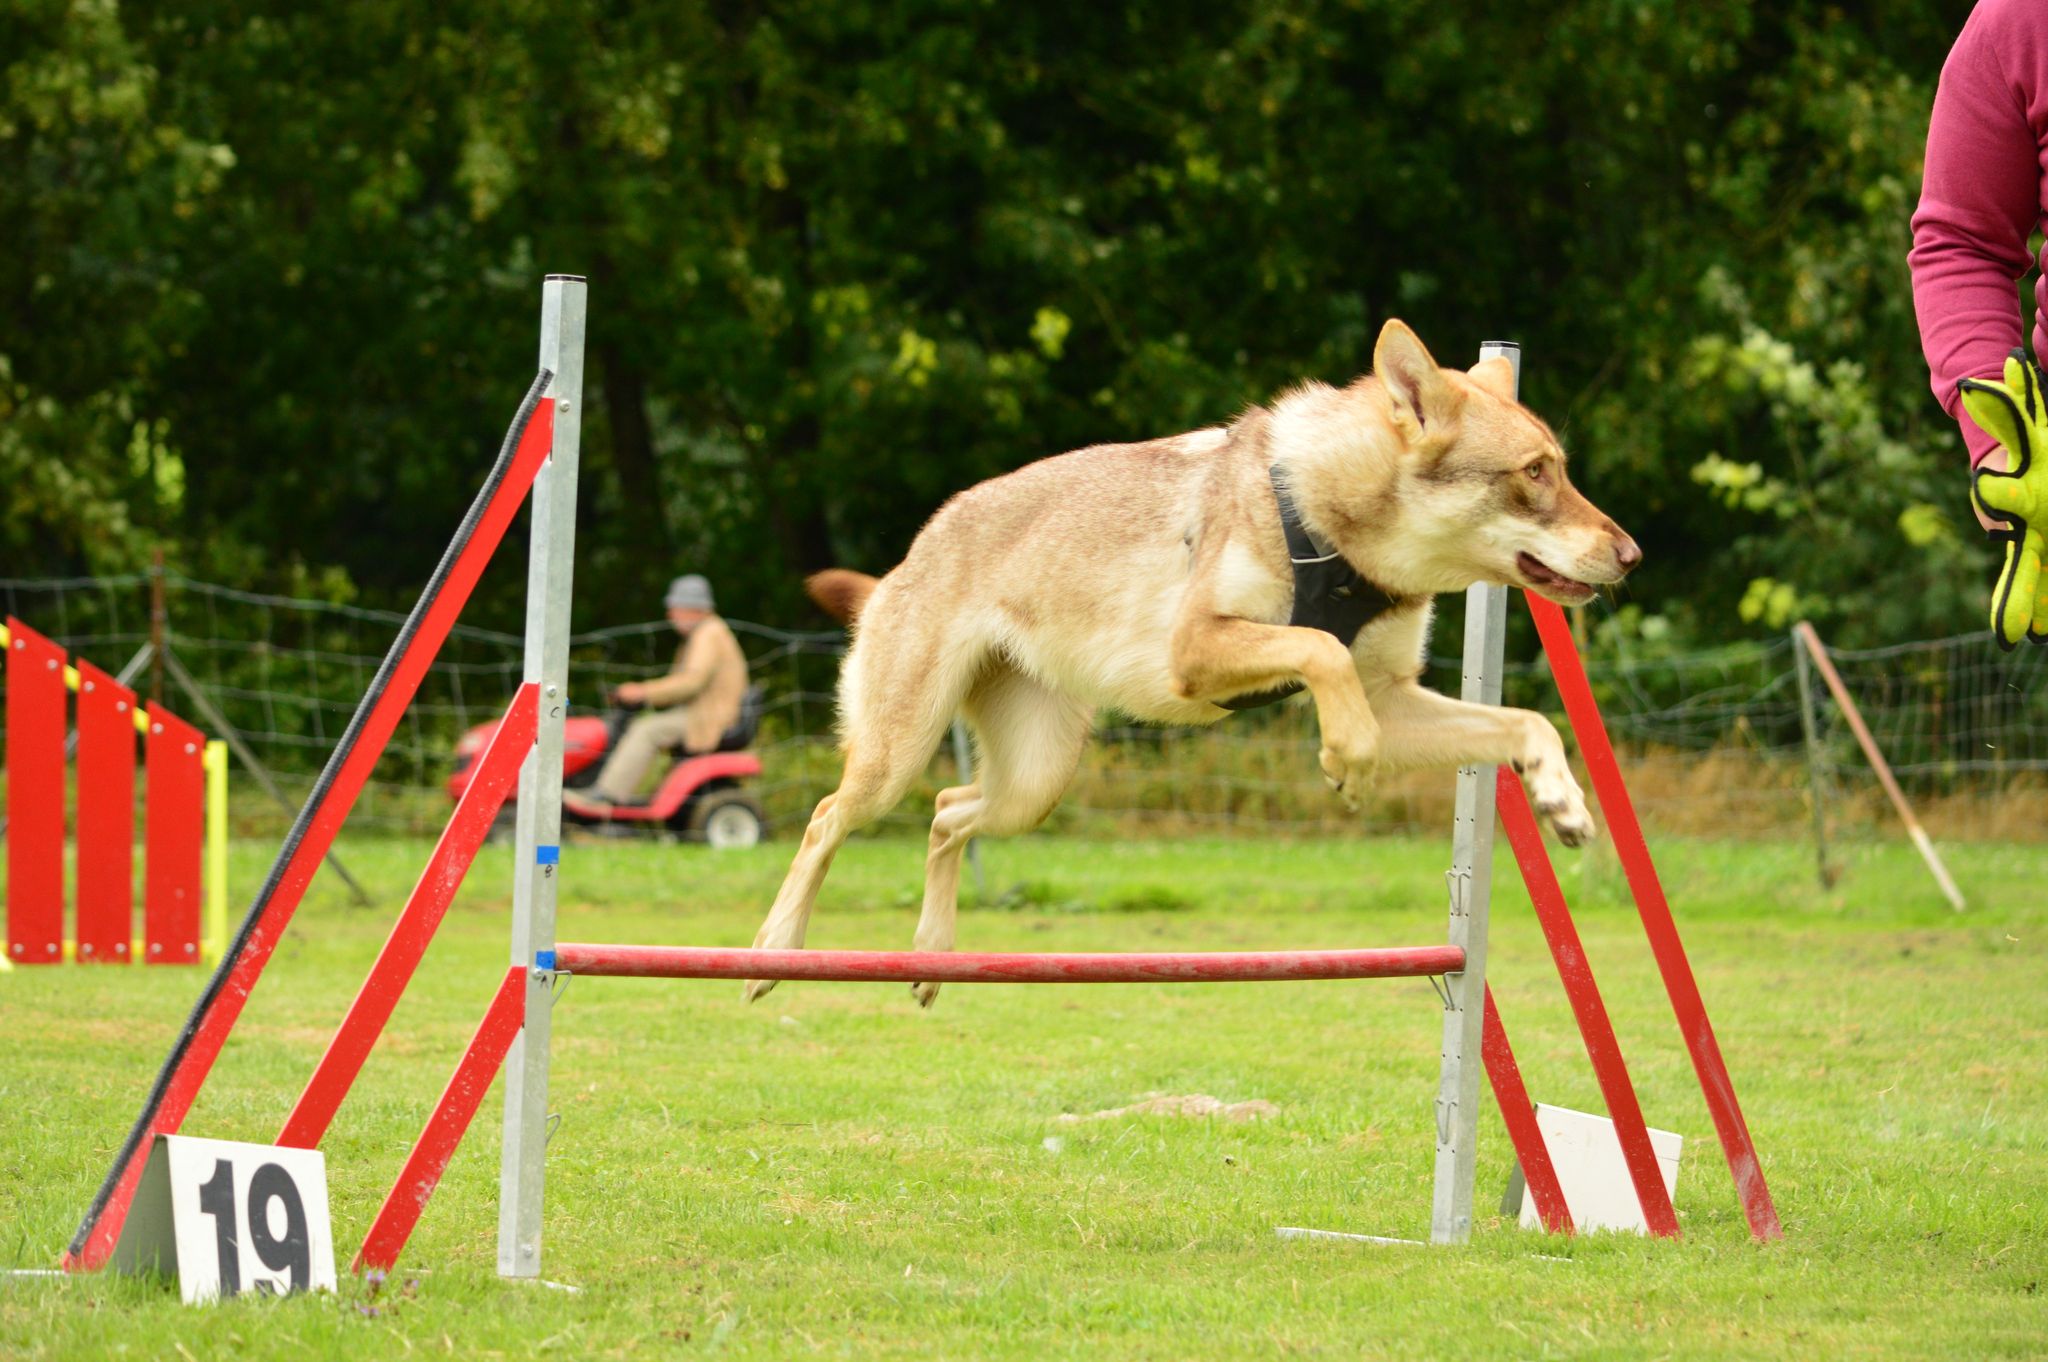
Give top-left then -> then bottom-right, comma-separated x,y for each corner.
498,275 -> 586,1279
1429,341 -> 1517,1244
1790,625 -> 1835,889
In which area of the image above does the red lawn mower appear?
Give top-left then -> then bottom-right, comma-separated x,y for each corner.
448,685 -> 769,847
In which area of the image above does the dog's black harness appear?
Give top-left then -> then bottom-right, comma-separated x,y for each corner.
1216,467 -> 1403,712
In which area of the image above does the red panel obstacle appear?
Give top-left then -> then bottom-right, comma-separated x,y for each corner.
6,618 -> 67,965
546,942 -> 1469,984
7,624 -> 219,970
75,663 -> 139,963
1527,595 -> 1783,1242
144,704 -> 207,965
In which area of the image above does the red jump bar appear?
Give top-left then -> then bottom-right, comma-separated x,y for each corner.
542,943 -> 1465,984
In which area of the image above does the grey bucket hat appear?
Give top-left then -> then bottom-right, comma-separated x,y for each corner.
664,574 -> 715,612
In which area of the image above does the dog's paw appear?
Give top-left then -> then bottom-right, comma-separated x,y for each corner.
742,977 -> 779,1004
1522,754 -> 1596,847
1543,799 -> 1596,848
1318,740 -> 1376,813
911,980 -> 942,1009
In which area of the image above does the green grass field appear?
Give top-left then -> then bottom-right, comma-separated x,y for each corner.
3,831 -> 2045,1359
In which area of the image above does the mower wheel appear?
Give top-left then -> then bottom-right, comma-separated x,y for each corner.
685,789 -> 768,849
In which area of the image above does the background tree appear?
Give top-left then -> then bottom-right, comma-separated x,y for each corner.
2,0 -> 1984,647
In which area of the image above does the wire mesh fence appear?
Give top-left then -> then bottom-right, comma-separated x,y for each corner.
6,573 -> 2048,844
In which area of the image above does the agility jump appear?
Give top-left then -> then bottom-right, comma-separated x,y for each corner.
4,619 -> 228,969
64,277 -> 1779,1284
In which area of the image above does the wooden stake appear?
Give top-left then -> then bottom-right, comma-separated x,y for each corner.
1790,626 -> 1838,889
1793,622 -> 1965,911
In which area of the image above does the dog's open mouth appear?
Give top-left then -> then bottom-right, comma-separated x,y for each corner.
1515,551 -> 1597,603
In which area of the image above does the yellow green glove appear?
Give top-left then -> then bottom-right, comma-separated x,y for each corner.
1959,349 -> 2048,649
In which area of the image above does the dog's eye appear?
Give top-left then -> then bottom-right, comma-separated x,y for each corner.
1525,462 -> 1546,483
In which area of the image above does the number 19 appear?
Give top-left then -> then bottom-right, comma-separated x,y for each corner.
196,1160 -> 311,1296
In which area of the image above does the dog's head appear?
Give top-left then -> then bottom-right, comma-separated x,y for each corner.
1368,320 -> 1640,604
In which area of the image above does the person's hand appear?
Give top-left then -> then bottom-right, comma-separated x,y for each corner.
1972,445 -> 2010,533
613,681 -> 648,707
1960,350 -> 2048,649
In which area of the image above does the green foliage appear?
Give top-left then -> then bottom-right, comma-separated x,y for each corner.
0,0 -> 1984,645
0,0 -> 225,570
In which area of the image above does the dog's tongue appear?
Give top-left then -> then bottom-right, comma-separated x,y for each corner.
1515,552 -> 1594,601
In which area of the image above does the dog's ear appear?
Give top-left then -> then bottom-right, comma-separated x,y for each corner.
1466,356 -> 1517,402
1374,320 -> 1461,439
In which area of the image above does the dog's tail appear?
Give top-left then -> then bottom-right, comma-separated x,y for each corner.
805,569 -> 879,625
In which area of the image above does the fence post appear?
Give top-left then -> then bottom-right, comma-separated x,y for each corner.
204,740 -> 229,961
498,275 -> 587,1279
1429,341 -> 1515,1244
1790,624 -> 1835,889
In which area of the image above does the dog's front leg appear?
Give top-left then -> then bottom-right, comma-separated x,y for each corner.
1367,680 -> 1596,845
1171,615 -> 1381,809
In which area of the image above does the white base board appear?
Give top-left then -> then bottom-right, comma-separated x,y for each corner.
1504,1103 -> 1681,1234
108,1135 -> 336,1303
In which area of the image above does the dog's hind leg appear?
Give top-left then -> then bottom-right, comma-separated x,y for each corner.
740,778 -> 881,1003
911,664 -> 1093,1008
745,593 -> 985,1002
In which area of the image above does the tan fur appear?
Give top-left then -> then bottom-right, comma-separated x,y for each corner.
747,320 -> 1641,1006
805,569 -> 877,624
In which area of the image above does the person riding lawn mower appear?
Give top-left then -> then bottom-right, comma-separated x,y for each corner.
448,574 -> 768,846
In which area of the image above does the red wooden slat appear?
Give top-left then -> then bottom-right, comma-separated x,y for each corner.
75,663 -> 138,963
279,685 -> 539,1149
6,619 -> 67,965
1527,593 -> 1784,1242
354,966 -> 526,1273
1481,986 -> 1573,1235
67,396 -> 555,1271
548,943 -> 1468,983
1496,767 -> 1679,1237
144,704 -> 207,966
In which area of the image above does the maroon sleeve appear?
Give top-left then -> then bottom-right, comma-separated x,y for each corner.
1909,0 -> 2043,467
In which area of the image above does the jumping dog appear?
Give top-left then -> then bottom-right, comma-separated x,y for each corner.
751,320 -> 1640,1006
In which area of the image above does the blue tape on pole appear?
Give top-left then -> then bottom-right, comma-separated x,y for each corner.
536,950 -> 557,971
536,844 -> 560,865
